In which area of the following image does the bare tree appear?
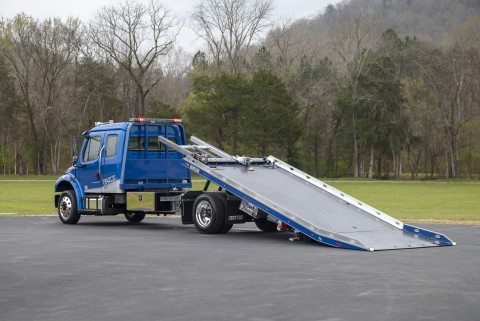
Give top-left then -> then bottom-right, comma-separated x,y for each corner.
160,48 -> 192,105
33,17 -> 83,174
0,14 -> 45,173
328,0 -> 379,178
434,51 -> 479,178
0,14 -> 82,174
414,18 -> 480,179
191,0 -> 273,74
90,0 -> 180,116
264,18 -> 307,85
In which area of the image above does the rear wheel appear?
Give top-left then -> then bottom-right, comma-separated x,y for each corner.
124,211 -> 146,223
192,193 -> 227,234
254,217 -> 277,232
58,190 -> 81,224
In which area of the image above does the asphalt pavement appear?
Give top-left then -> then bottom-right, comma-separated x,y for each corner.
0,216 -> 479,321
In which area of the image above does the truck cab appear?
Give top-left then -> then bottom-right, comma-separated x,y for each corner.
54,118 -> 191,224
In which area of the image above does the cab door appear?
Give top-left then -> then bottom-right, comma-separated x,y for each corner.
101,131 -> 122,193
77,133 -> 104,193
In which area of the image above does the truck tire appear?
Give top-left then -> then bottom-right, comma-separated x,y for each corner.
192,193 -> 226,234
58,190 -> 81,224
124,211 -> 146,223
254,218 -> 277,232
219,223 -> 233,234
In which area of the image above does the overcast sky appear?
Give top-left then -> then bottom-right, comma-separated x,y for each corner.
1,0 -> 341,51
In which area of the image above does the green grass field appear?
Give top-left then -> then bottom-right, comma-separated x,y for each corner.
329,181 -> 480,222
0,178 -> 215,215
0,176 -> 479,223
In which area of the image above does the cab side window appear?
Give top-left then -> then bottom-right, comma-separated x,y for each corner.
106,135 -> 118,157
83,136 -> 102,162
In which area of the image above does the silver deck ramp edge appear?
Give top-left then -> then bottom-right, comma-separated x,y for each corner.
159,136 -> 456,251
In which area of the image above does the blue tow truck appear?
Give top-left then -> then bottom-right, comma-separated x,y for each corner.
55,118 -> 455,251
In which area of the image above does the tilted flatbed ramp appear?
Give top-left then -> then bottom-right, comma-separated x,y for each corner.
160,136 -> 455,251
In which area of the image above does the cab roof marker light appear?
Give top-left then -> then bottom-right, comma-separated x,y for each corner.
129,118 -> 182,123
94,120 -> 114,127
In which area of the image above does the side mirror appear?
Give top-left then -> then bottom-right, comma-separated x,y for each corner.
72,137 -> 85,168
72,136 -> 79,157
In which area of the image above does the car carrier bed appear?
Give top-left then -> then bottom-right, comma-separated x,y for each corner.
160,136 -> 456,251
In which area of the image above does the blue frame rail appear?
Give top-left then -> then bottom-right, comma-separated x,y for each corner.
403,224 -> 456,246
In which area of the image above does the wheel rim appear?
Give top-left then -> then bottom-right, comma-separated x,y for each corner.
59,196 -> 72,220
195,200 -> 213,228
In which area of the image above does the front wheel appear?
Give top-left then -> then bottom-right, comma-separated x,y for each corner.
124,211 -> 146,223
58,190 -> 81,224
192,193 -> 227,234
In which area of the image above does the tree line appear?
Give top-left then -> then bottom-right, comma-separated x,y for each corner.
1,0 -> 479,179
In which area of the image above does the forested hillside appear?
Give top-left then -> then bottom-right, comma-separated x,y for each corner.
1,0 -> 479,179
378,0 -> 480,43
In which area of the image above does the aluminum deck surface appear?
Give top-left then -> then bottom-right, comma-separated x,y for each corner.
215,165 -> 438,250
